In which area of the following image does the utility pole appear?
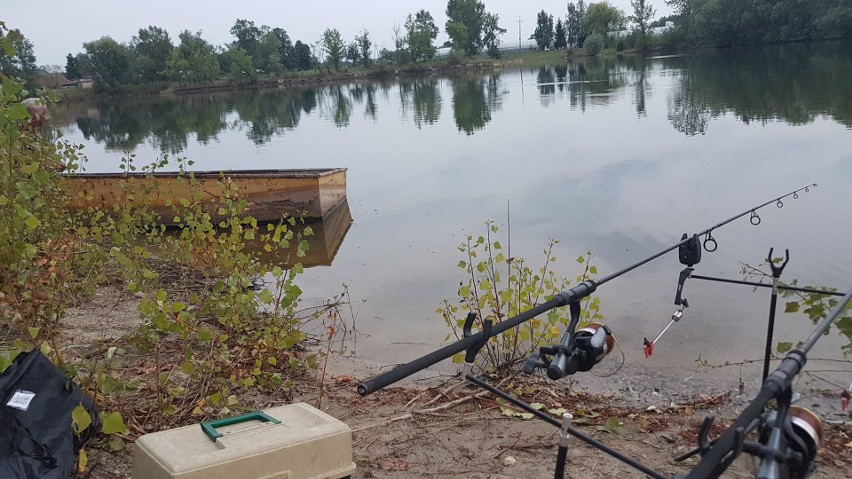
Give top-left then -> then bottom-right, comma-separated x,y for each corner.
518,17 -> 522,51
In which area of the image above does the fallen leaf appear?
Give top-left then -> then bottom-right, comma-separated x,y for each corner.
77,448 -> 87,473
500,406 -> 517,417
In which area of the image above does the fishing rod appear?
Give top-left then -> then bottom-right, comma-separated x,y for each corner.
358,183 -> 817,395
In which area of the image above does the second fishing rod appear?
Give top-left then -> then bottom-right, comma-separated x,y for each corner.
357,183 -> 818,395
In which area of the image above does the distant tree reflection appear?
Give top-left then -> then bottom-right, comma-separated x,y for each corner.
451,74 -> 504,135
537,66 -> 556,107
54,43 -> 852,155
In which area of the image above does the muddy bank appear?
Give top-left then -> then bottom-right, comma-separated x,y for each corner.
46,288 -> 852,478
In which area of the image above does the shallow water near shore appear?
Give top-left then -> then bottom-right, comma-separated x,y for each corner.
55,42 -> 852,390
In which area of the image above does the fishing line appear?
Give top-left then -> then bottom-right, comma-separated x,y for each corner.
592,333 -> 625,378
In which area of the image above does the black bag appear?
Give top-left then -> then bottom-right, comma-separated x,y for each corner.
0,350 -> 100,479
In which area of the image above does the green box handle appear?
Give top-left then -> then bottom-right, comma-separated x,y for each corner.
201,411 -> 281,442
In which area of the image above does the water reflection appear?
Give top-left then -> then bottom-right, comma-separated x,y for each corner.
664,42 -> 852,135
633,58 -> 648,117
668,73 -> 713,136
554,64 -> 568,93
451,74 -> 504,135
52,41 -> 852,156
537,66 -> 555,97
399,78 -> 442,128
245,200 -> 353,268
349,83 -> 378,120
51,42 -> 852,370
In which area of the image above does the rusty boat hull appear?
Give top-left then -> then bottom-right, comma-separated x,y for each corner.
63,168 -> 347,224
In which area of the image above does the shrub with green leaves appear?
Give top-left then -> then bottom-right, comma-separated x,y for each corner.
2,19 -> 320,446
742,260 -> 852,356
0,22 -> 86,360
585,33 -> 605,56
89,157 -> 319,428
438,221 -> 602,372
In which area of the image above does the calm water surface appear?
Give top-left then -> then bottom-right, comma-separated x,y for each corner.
55,42 -> 852,389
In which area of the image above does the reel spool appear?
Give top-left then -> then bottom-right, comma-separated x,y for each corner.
574,323 -> 615,370
786,406 -> 824,462
766,405 -> 824,476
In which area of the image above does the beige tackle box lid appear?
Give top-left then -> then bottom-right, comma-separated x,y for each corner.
133,403 -> 355,479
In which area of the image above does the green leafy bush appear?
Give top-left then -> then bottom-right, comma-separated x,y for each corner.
438,221 -> 602,372
447,50 -> 465,66
1,19 -> 320,443
584,33 -> 605,56
742,260 -> 852,356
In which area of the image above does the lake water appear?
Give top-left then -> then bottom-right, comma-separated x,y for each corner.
54,42 -> 852,391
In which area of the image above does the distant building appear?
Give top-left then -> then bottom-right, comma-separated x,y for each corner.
34,73 -> 94,89
35,73 -> 75,89
609,21 -> 675,39
650,21 -> 675,36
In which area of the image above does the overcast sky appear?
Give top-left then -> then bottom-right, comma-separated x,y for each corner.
5,1 -> 672,66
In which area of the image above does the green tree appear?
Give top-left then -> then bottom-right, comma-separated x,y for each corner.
534,10 -> 555,50
584,32 -> 605,55
583,1 -> 627,47
391,23 -> 408,65
665,0 -> 692,17
345,42 -> 361,65
378,47 -> 395,62
131,26 -> 174,82
255,32 -> 283,76
554,18 -> 568,49
355,30 -> 372,67
482,12 -> 506,58
167,30 -> 219,85
293,41 -> 312,70
630,0 -> 656,48
219,46 -> 257,83
567,1 -> 588,47
445,0 -> 486,56
405,10 -> 439,63
64,53 -> 80,80
0,28 -> 37,87
83,36 -> 135,91
230,19 -> 263,59
271,28 -> 295,70
321,28 -> 345,71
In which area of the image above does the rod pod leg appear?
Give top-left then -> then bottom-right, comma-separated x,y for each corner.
554,412 -> 573,479
762,248 -> 789,382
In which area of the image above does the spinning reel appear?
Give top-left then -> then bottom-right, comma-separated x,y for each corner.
523,301 -> 616,379
677,396 -> 825,479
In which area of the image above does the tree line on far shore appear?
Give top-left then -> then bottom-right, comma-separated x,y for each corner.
535,0 -> 852,55
1,0 -> 851,93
